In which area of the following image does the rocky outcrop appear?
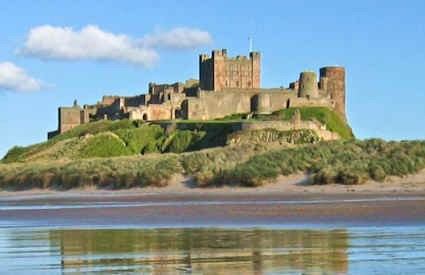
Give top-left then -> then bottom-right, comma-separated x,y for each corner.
226,129 -> 321,145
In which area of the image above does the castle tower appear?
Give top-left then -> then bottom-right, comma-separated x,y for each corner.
298,71 -> 319,98
319,66 -> 346,120
250,51 -> 261,89
199,49 -> 261,91
254,93 -> 271,114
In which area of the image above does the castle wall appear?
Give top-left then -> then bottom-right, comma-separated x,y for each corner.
290,97 -> 334,109
185,91 -> 251,120
97,100 -> 121,119
185,89 -> 294,120
101,96 -> 119,106
58,107 -> 82,133
128,104 -> 172,121
239,121 -> 340,140
184,88 -> 335,121
124,95 -> 146,107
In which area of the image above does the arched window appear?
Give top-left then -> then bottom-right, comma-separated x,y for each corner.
142,113 -> 148,121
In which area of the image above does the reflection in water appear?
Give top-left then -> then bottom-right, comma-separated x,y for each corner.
2,227 -> 425,274
48,228 -> 349,274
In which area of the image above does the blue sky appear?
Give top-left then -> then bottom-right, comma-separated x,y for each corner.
1,1 -> 424,158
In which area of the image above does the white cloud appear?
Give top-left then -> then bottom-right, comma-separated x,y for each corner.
18,25 -> 159,67
0,62 -> 44,92
140,27 -> 213,49
17,25 -> 213,67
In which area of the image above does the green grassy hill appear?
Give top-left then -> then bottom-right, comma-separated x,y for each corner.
2,120 -> 215,163
218,107 -> 354,140
1,107 -> 353,164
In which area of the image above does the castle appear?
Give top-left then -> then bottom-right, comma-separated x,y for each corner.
48,49 -> 346,139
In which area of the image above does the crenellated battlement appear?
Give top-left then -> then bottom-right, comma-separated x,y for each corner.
199,49 -> 261,91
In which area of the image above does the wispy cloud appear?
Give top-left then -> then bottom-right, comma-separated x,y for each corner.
139,27 -> 213,49
17,25 -> 213,67
0,62 -> 44,92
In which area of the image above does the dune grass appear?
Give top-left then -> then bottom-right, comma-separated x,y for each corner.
191,139 -> 425,187
0,155 -> 182,190
1,139 -> 425,190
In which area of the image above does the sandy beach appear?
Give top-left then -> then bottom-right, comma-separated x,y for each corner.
1,171 -> 425,200
0,173 -> 424,228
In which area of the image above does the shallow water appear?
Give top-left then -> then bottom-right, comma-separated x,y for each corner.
1,226 -> 425,274
1,196 -> 425,274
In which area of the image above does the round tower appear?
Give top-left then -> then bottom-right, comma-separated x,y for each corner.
319,66 -> 346,120
254,93 -> 271,114
298,71 -> 319,98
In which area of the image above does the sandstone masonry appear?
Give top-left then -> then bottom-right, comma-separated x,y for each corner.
48,49 -> 347,139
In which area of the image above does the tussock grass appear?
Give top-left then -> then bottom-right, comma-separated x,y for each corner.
0,155 -> 181,190
192,139 -> 425,187
1,139 -> 425,190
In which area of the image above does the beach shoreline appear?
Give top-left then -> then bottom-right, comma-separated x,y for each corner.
0,173 -> 424,228
1,172 -> 424,201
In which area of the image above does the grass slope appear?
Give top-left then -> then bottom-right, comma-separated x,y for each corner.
218,107 -> 354,140
2,111 -> 329,163
1,120 -> 240,163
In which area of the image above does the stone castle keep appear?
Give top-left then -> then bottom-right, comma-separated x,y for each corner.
48,49 -> 346,139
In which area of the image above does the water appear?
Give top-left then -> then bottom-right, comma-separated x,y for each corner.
1,196 -> 425,274
1,226 -> 425,274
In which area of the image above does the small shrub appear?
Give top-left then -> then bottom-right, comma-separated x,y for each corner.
138,169 -> 169,187
114,125 -> 165,154
2,146 -> 27,163
369,164 -> 386,182
337,170 -> 365,185
166,131 -> 199,153
79,133 -> 132,158
311,168 -> 338,185
141,141 -> 161,154
193,171 -> 215,187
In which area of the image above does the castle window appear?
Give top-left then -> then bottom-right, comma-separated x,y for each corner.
236,81 -> 239,87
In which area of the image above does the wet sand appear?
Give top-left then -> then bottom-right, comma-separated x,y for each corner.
0,173 -> 424,228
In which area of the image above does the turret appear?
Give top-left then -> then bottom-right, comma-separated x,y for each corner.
254,93 -> 271,114
320,66 -> 346,120
212,49 -> 227,58
250,51 -> 261,88
298,71 -> 319,98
